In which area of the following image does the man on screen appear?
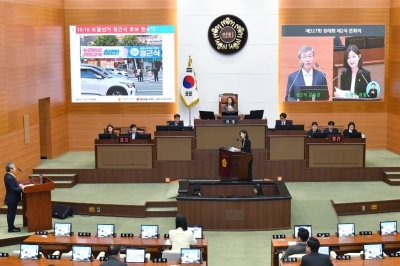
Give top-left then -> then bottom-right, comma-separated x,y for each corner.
285,46 -> 327,101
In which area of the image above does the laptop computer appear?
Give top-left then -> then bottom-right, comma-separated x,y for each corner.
380,221 -> 397,235
312,132 -> 326,138
349,132 -> 362,138
337,223 -> 355,237
54,222 -> 72,236
125,247 -> 146,263
19,244 -> 39,260
249,110 -> 264,119
98,133 -> 112,139
141,225 -> 158,238
294,225 -> 312,238
363,244 -> 383,259
291,125 -> 305,130
97,224 -> 114,237
141,133 -> 151,139
156,125 -> 169,131
199,111 -> 215,120
169,125 -> 183,131
222,111 -> 238,116
180,248 -> 201,264
318,246 -> 329,255
298,85 -> 329,101
188,226 -> 203,239
278,125 -> 292,130
72,245 -> 92,261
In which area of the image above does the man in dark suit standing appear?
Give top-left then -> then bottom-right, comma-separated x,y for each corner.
323,121 -> 339,137
100,245 -> 127,266
168,114 -> 184,126
4,162 -> 25,233
275,113 -> 293,129
300,237 -> 333,266
285,46 -> 327,101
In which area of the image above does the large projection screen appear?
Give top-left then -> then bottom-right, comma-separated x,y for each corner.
281,25 -> 385,102
70,25 -> 175,103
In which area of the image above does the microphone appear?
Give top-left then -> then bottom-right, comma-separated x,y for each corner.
357,69 -> 369,84
332,69 -> 347,82
225,138 -> 239,148
17,168 -> 35,179
315,62 -> 332,89
287,63 -> 304,101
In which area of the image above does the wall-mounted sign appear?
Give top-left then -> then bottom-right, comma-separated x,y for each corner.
208,15 -> 248,55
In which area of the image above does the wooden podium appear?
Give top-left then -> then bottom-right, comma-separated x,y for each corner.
219,147 -> 253,182
20,176 -> 54,232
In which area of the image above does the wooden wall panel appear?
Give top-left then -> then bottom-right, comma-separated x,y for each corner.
387,113 -> 400,154
280,0 -> 389,8
64,0 -> 176,9
3,0 -> 63,9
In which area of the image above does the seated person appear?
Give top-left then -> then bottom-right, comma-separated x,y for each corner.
169,114 -> 184,126
323,121 -> 339,137
343,122 -> 358,137
222,97 -> 238,113
281,227 -> 309,260
105,124 -> 117,140
193,185 -> 201,196
253,184 -> 264,196
306,122 -> 321,138
100,245 -> 127,266
128,124 -> 141,139
300,237 -> 333,266
168,214 -> 197,252
275,113 -> 293,129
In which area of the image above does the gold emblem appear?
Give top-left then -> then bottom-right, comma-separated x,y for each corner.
222,158 -> 227,167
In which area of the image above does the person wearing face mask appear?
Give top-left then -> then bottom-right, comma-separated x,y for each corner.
285,46 -> 327,101
337,44 -> 371,98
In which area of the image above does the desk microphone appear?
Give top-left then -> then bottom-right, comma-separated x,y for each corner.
315,62 -> 332,89
225,138 -> 239,148
357,69 -> 369,84
332,69 -> 347,83
17,168 -> 35,179
286,63 -> 304,101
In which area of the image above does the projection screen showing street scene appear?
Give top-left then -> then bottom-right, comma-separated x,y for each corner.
281,25 -> 385,102
69,25 -> 175,103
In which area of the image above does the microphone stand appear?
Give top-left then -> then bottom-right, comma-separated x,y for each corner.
225,139 -> 239,149
357,69 -> 369,84
287,63 -> 304,101
17,168 -> 36,184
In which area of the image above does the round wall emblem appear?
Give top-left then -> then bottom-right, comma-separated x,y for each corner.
208,14 -> 248,55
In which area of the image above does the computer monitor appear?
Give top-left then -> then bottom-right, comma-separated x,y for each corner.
298,85 -> 329,101
169,125 -> 183,131
312,132 -> 326,138
221,111 -> 238,116
249,110 -> 264,119
199,111 -> 215,120
180,248 -> 201,264
19,244 -> 39,260
71,245 -> 92,261
98,133 -> 112,139
97,224 -> 114,237
141,133 -> 151,139
349,132 -> 362,138
278,125 -> 292,130
140,225 -> 158,238
318,246 -> 329,255
291,125 -> 305,130
182,126 -> 194,131
156,125 -> 169,131
54,222 -> 72,236
363,244 -> 383,260
294,225 -> 312,238
125,248 -> 146,263
188,226 -> 203,239
337,223 -> 355,237
380,221 -> 397,235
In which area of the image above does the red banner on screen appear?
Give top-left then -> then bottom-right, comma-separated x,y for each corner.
219,154 -> 230,177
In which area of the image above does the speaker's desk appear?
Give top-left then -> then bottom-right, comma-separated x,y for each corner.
0,257 -> 206,266
305,138 -> 366,168
94,139 -> 155,169
281,256 -> 400,266
271,233 -> 400,266
154,131 -> 195,161
24,234 -> 208,260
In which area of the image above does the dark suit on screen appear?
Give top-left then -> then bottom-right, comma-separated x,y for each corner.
240,139 -> 253,181
99,256 -> 128,266
300,252 -> 333,266
168,121 -> 184,126
285,68 -> 327,101
4,172 -> 22,230
275,120 -> 293,129
340,67 -> 371,97
323,128 -> 339,137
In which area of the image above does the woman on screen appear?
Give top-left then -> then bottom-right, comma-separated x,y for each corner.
167,215 -> 197,252
337,45 -> 371,98
222,97 -> 238,113
105,124 -> 117,140
253,184 -> 264,196
343,122 -> 358,137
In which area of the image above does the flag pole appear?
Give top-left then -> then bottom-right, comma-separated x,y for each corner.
188,56 -> 193,126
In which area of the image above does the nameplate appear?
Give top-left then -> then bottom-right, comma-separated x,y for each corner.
389,252 -> 400,257
118,136 -> 130,143
359,231 -> 372,235
46,254 -> 61,260
35,231 -> 48,235
99,257 -> 108,261
272,234 -> 286,239
281,257 -> 297,262
0,253 -> 9,257
336,255 -> 351,260
153,258 -> 167,263
120,233 -> 134,238
78,232 -> 91,237
223,119 -> 238,124
329,135 -> 342,142
164,233 -> 169,238
316,233 -> 330,237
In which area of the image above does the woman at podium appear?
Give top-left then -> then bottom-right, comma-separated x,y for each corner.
235,129 -> 253,180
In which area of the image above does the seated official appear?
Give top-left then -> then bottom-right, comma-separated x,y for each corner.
222,96 -> 238,113
275,113 -> 293,129
100,244 -> 127,266
281,227 -> 309,260
193,185 -> 201,196
169,114 -> 184,126
323,121 -> 339,137
105,124 -> 117,140
306,122 -> 321,138
343,121 -> 358,137
300,237 -> 333,266
128,124 -> 141,139
168,214 -> 197,252
253,184 -> 264,196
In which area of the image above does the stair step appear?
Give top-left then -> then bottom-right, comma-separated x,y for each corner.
146,207 -> 177,212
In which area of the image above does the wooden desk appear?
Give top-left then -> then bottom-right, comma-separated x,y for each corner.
271,233 -> 400,266
94,139 -> 155,169
281,256 -> 400,266
154,131 -> 195,161
305,138 -> 366,168
266,130 -> 306,160
24,234 -> 208,260
0,257 -> 206,266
